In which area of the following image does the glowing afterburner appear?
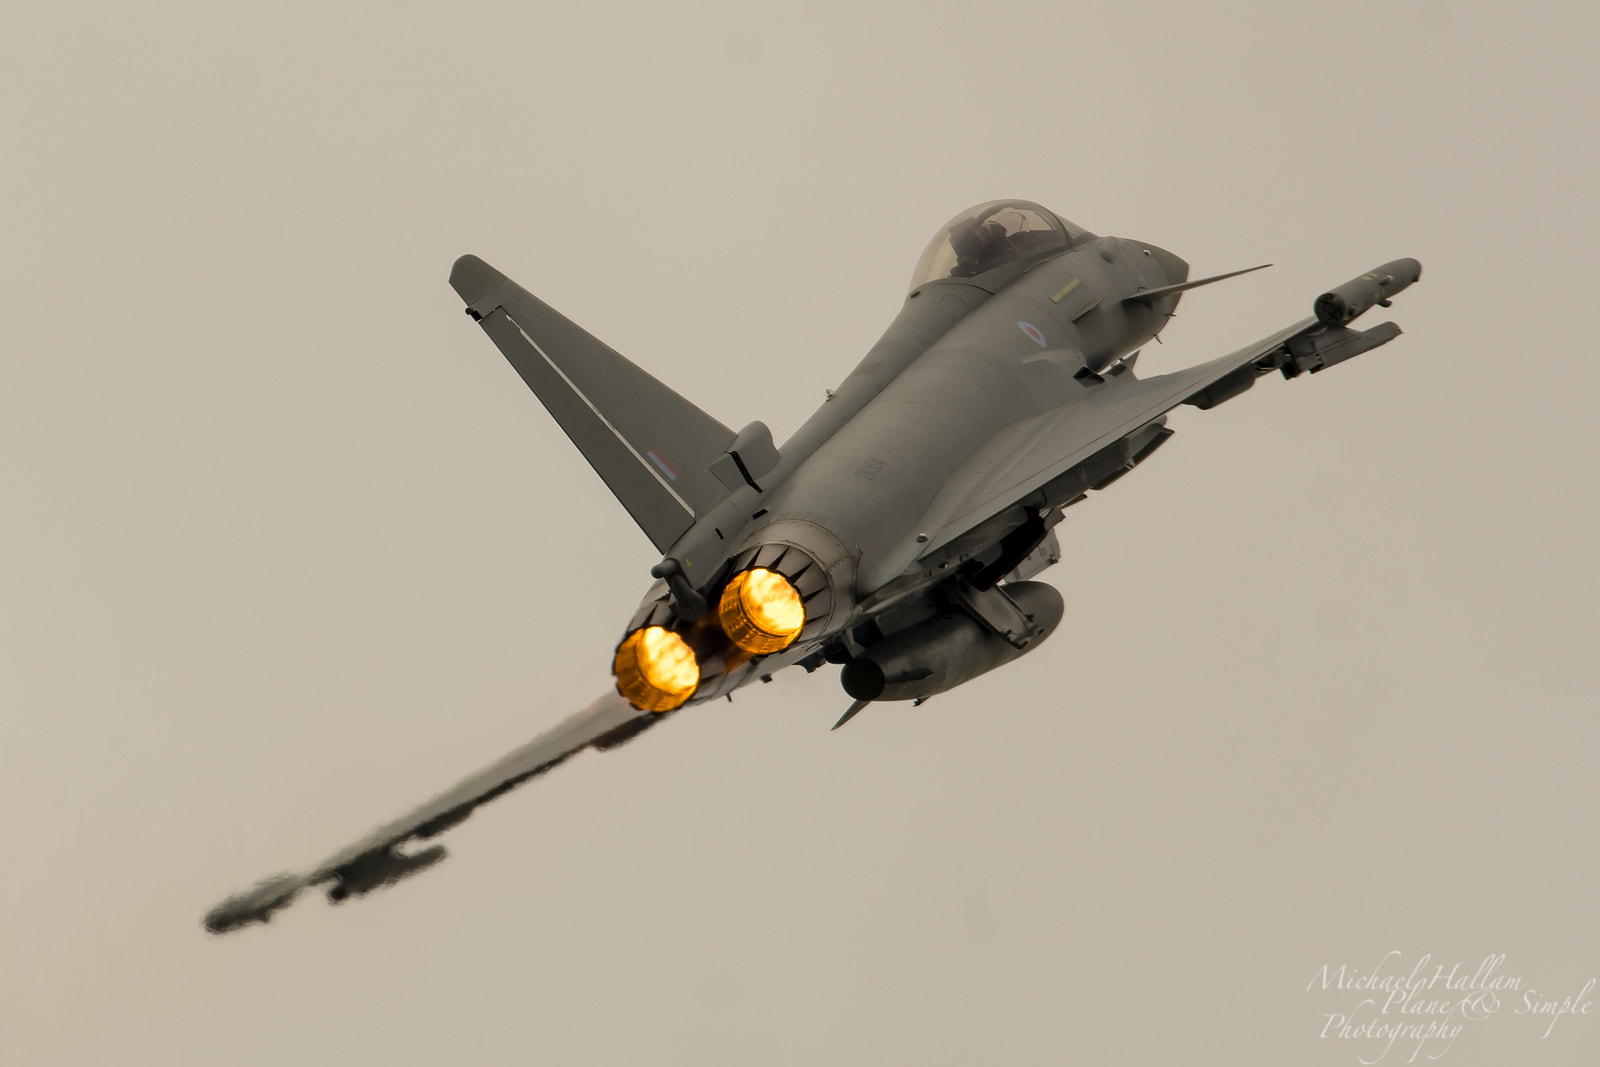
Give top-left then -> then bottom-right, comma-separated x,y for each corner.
613,626 -> 699,711
718,568 -> 805,655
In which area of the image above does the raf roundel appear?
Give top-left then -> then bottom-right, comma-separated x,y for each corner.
1017,321 -> 1047,347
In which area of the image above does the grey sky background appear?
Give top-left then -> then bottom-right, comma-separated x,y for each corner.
4,2 -> 1596,1064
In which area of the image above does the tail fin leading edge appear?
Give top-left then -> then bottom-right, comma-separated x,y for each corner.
450,255 -> 739,552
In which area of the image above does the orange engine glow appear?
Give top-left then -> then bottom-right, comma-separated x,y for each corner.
613,626 -> 699,712
718,568 -> 805,655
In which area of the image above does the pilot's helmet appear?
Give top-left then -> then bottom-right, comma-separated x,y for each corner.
950,219 -> 1010,274
907,201 -> 1089,292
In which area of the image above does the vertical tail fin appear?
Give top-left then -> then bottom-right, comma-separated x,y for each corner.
450,255 -> 759,552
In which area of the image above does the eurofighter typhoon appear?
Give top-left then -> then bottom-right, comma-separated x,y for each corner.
205,200 -> 1420,932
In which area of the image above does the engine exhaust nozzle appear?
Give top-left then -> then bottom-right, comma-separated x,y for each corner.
613,626 -> 699,712
718,568 -> 806,655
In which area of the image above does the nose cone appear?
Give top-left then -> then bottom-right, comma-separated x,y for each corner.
1145,244 -> 1189,286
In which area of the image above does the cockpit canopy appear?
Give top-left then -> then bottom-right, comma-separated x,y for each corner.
908,200 -> 1090,292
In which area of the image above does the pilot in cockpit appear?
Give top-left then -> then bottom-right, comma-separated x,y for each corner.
906,201 -> 1085,293
948,216 -> 1016,278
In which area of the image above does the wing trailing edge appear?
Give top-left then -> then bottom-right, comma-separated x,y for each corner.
204,691 -> 652,934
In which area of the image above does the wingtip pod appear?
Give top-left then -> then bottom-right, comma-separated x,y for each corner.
202,846 -> 453,933
202,873 -> 307,934
1313,258 -> 1422,325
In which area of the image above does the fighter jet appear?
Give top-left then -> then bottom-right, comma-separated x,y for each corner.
204,199 -> 1420,932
